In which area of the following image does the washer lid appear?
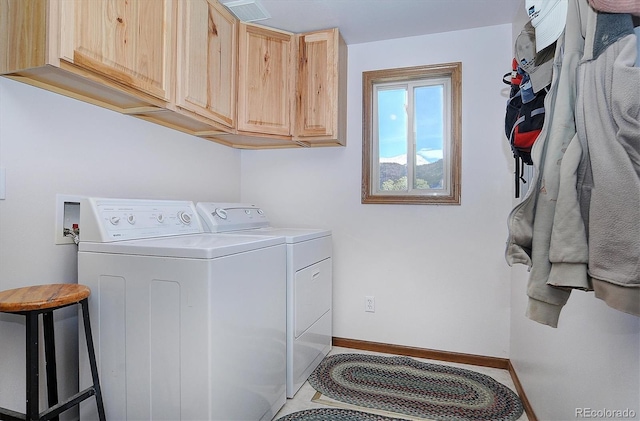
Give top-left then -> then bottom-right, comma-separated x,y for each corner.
78,233 -> 285,258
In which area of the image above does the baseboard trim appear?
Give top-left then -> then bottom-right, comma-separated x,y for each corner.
332,337 -> 537,421
332,337 -> 509,368
508,360 -> 537,421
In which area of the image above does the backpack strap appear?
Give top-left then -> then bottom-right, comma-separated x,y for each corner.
514,157 -> 528,199
515,156 -> 521,198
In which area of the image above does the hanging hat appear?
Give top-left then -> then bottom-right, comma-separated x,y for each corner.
525,0 -> 569,52
515,22 -> 555,92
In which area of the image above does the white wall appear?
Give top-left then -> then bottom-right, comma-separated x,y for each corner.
241,24 -> 516,359
511,266 -> 640,420
508,5 -> 640,420
0,78 -> 241,414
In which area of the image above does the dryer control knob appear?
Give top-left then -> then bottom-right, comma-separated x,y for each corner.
178,211 -> 192,225
109,216 -> 120,225
214,208 -> 227,220
127,215 -> 136,225
156,213 -> 165,223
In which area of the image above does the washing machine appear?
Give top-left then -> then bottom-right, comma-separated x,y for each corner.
196,202 -> 332,398
77,198 -> 287,421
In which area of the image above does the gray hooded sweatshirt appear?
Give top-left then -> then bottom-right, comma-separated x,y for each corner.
574,11 -> 640,316
506,0 -> 593,328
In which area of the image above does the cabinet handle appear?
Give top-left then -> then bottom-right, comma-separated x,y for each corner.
312,271 -> 321,279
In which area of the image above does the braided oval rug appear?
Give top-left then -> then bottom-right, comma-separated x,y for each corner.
306,353 -> 523,421
277,408 -> 407,421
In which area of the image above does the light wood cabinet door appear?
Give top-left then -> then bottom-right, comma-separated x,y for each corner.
72,0 -> 174,101
1,0 -> 347,149
237,23 -> 294,136
0,0 -> 47,73
176,0 -> 236,128
295,28 -> 347,144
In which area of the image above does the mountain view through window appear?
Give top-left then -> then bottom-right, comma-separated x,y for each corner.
377,84 -> 444,192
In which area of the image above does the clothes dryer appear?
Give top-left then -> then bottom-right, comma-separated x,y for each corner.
196,202 -> 332,398
77,198 -> 286,421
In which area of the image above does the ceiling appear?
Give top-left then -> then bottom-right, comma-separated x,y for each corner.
220,0 -> 524,45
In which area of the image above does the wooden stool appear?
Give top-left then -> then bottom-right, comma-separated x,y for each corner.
0,284 -> 106,421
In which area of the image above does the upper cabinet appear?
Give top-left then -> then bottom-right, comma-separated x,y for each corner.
0,0 -> 171,113
69,0 -> 174,101
1,0 -> 347,149
294,28 -> 347,146
237,23 -> 294,137
226,23 -> 347,147
176,0 -> 236,128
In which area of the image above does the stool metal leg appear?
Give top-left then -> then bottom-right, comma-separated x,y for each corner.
1,291 -> 105,421
25,312 -> 39,421
42,311 -> 60,421
80,299 -> 106,421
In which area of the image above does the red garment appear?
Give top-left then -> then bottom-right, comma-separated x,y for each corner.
588,0 -> 640,15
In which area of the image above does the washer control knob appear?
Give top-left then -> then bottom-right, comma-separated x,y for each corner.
127,215 -> 136,225
109,216 -> 120,225
257,209 -> 264,215
214,208 -> 227,220
156,213 -> 165,223
178,211 -> 192,225
244,209 -> 251,215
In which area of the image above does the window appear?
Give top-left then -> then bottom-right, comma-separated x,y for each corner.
362,63 -> 462,205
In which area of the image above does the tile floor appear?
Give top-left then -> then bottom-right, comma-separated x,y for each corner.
273,346 -> 529,421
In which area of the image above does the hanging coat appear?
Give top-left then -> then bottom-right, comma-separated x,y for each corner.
573,10 -> 640,316
506,0 -> 594,328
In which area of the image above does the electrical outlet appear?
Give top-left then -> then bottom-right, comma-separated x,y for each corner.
365,296 -> 375,312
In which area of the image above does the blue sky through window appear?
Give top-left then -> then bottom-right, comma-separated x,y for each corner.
377,85 -> 444,162
378,89 -> 407,158
415,85 -> 444,163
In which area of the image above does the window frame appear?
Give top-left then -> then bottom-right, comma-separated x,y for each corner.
362,63 -> 462,205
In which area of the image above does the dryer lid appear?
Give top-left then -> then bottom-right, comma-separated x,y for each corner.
250,227 -> 331,243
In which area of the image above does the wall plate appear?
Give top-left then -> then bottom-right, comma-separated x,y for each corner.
55,194 -> 84,245
0,167 -> 5,200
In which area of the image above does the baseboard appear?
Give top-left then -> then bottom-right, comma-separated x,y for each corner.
332,337 -> 509,368
332,337 -> 538,421
508,360 -> 537,421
